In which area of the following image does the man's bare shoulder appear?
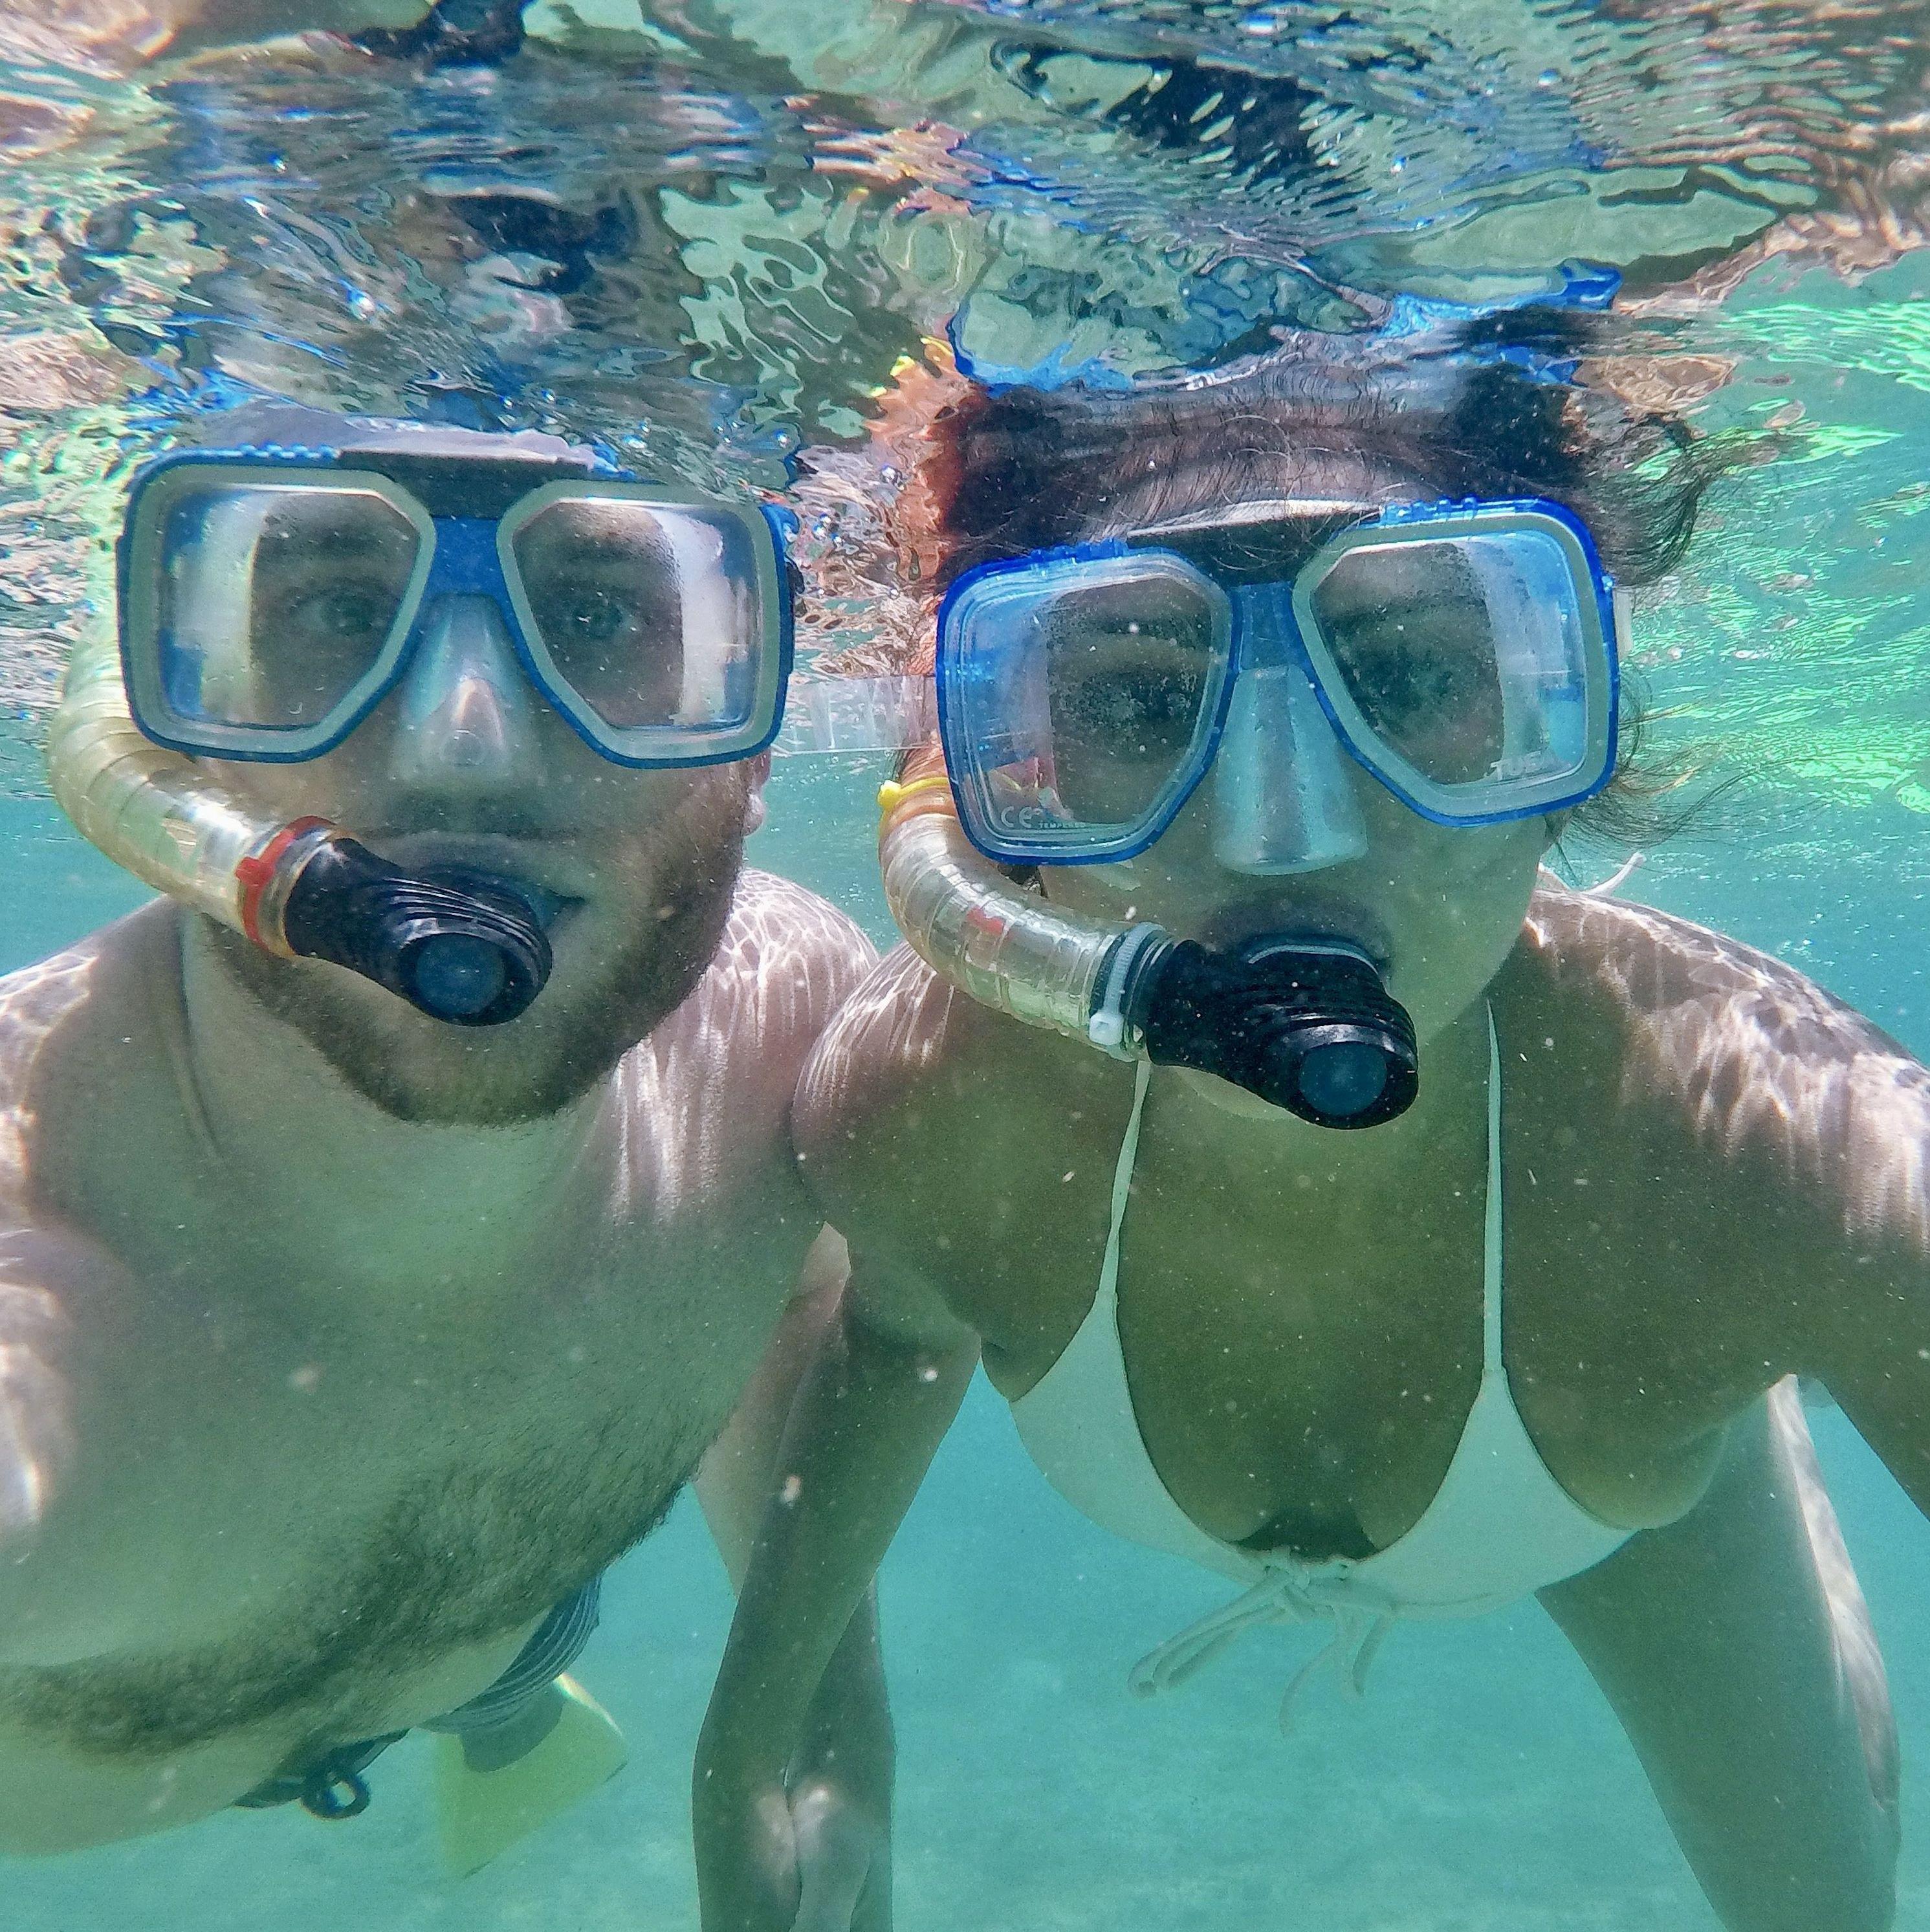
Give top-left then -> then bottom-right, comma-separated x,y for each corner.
1518,879 -> 1930,1238
702,870 -> 881,1047
0,930 -> 137,1599
0,909 -> 181,1197
0,1214 -> 82,1581
0,946 -> 99,1130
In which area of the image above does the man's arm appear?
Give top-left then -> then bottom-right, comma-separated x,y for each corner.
694,1247 -> 978,1932
0,1219 -> 85,1651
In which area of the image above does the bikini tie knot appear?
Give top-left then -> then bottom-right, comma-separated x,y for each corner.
1128,1563 -> 1394,1733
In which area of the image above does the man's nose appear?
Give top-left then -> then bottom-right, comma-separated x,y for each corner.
386,595 -> 542,796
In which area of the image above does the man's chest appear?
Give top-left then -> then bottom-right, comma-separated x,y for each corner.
14,1137 -> 817,1704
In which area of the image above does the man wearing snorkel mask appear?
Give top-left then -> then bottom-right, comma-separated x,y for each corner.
0,410 -> 888,1902
695,338 -> 1911,1932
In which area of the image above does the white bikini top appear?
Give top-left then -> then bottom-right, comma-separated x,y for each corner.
1009,1007 -> 1636,1726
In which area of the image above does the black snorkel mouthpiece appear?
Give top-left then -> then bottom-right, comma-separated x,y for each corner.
278,838 -> 551,1027
1121,935 -> 1418,1129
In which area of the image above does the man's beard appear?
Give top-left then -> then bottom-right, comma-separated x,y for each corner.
205,812 -> 747,1127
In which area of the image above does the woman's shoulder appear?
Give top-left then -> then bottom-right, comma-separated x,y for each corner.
1520,875 -> 1905,1045
1512,877 -> 1930,1173
793,942 -> 979,1136
791,941 -> 1113,1242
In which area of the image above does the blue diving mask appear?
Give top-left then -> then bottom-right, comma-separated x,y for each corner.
118,444 -> 793,769
933,496 -> 1625,870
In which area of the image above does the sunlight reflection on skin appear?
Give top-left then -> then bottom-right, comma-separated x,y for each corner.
1528,885 -> 1930,1258
0,1323 -> 69,1538
1770,1374 -> 1902,1809
0,951 -> 91,1537
606,872 -> 879,1222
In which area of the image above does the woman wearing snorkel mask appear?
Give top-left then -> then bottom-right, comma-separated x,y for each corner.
694,327 -> 1909,1932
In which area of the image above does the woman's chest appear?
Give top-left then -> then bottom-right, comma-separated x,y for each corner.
968,1095 -> 1747,1561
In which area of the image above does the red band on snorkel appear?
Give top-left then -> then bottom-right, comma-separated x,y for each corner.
236,817 -> 329,949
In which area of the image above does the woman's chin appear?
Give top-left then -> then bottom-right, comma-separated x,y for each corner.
1166,1065 -> 1303,1125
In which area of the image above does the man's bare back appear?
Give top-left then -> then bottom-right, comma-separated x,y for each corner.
0,867 -> 872,1850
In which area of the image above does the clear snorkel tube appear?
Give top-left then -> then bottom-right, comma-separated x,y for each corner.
46,624 -> 551,1026
876,743 -> 1418,1130
779,675 -> 1147,1044
877,746 -> 1150,1045
49,622 -> 282,941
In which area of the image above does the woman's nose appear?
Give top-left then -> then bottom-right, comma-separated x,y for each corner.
386,594 -> 542,796
1210,658 -> 1369,875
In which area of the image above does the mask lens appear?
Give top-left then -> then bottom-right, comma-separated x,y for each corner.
1303,525 -> 1592,798
1043,575 -> 1218,825
940,551 -> 1230,859
143,479 -> 421,738
508,496 -> 765,736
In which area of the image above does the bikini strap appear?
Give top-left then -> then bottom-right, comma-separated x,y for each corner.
1097,1057 -> 1154,1320
1483,1002 -> 1504,1376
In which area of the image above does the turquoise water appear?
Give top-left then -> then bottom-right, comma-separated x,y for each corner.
6,1 -> 1930,1926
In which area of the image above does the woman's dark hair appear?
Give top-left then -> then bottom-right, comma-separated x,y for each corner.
902,307 -> 1741,847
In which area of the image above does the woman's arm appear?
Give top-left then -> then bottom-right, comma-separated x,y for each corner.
1806,1279 -> 1930,1522
696,1231 -> 895,1932
694,1247 -> 979,1932
1541,1382 -> 1897,1932
1771,1061 -> 1930,1520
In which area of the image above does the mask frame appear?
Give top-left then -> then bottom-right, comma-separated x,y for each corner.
118,446 -> 793,769
932,495 -> 1623,866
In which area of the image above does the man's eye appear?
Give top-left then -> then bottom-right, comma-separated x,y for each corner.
560,591 -> 639,645
278,585 -> 393,642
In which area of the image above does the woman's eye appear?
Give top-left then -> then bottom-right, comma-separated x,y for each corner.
1326,616 -> 1510,782
1053,645 -> 1203,734
1331,623 -> 1482,718
1344,647 -> 1451,716
1066,674 -> 1195,747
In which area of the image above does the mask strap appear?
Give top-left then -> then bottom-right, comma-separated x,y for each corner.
771,674 -> 937,755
